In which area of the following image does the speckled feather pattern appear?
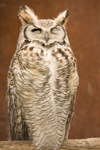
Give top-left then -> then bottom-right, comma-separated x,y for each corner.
6,5 -> 79,150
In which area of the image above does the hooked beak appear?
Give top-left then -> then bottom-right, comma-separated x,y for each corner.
44,32 -> 49,43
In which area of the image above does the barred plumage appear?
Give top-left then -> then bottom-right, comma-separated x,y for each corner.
6,5 -> 79,150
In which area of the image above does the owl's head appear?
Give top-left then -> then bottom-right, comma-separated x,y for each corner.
18,5 -> 69,45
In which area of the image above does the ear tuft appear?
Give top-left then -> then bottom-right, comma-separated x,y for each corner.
65,9 -> 69,20
55,9 -> 69,26
18,5 -> 38,25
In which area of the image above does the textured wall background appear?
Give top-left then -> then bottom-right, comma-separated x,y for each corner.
0,0 -> 100,141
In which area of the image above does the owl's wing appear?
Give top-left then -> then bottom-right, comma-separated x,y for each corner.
62,93 -> 76,145
6,55 -> 29,140
62,56 -> 79,145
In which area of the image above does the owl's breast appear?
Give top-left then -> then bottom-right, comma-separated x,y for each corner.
16,43 -> 78,94
16,43 -> 78,116
15,43 -> 78,149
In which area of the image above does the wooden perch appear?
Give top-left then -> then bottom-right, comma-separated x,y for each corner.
0,138 -> 100,150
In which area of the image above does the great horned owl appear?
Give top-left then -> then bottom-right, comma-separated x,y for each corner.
6,5 -> 79,150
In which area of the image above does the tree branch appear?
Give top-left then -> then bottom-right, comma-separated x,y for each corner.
0,138 -> 100,150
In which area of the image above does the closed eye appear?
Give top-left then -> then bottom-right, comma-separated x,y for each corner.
51,27 -> 59,34
31,28 -> 42,33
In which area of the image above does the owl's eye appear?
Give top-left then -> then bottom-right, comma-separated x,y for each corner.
31,28 -> 42,33
51,27 -> 59,34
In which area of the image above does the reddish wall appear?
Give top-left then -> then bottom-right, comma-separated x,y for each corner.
0,0 -> 100,140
